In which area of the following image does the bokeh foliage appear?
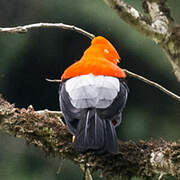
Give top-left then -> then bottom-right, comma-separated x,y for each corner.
0,0 -> 179,179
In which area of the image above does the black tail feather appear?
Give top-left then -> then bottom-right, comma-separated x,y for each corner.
74,109 -> 118,154
104,120 -> 118,154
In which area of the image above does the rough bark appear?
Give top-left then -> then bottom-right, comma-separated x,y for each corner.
0,96 -> 180,179
104,0 -> 180,81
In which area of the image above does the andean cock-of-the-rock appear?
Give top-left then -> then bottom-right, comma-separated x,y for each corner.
59,36 -> 128,154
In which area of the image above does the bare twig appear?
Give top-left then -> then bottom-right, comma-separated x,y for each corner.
123,69 -> 180,102
46,71 -> 180,102
0,22 -> 95,40
46,78 -> 62,83
36,109 -> 65,125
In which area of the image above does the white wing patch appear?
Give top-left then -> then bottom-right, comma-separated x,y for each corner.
65,74 -> 120,108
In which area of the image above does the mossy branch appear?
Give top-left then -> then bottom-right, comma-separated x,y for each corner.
0,96 -> 180,179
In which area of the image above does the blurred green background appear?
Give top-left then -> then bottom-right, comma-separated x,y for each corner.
0,0 -> 179,179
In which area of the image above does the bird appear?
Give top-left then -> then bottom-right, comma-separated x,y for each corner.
59,36 -> 128,154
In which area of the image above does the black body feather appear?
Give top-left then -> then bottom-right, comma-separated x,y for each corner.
59,76 -> 128,154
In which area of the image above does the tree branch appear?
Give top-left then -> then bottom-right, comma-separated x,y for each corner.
104,0 -> 180,81
45,69 -> 180,102
123,69 -> 180,101
0,96 -> 180,179
0,22 -> 95,40
104,0 -> 165,41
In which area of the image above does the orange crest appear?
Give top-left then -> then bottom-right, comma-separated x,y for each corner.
61,36 -> 126,80
82,36 -> 120,64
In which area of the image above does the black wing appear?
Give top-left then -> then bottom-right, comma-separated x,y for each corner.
59,78 -> 128,134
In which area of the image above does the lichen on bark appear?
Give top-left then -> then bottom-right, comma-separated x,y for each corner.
0,96 -> 180,179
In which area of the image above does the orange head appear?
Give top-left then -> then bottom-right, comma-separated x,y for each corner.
81,36 -> 120,64
61,36 -> 126,80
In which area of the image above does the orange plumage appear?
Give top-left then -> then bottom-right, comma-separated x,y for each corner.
61,36 -> 126,80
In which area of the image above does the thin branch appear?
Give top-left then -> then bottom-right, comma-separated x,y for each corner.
0,22 -> 95,40
123,69 -> 180,102
36,109 -> 65,126
0,96 -> 180,179
36,109 -> 63,116
46,71 -> 180,102
46,78 -> 62,83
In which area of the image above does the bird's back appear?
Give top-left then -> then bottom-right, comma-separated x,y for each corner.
59,36 -> 128,154
65,74 -> 120,109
